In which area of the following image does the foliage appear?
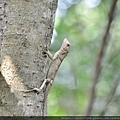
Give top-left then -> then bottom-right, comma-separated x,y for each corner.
48,0 -> 120,116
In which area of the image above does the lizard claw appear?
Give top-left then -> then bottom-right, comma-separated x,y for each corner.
42,50 -> 48,58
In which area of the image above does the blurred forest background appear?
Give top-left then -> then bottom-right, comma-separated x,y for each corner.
48,0 -> 120,116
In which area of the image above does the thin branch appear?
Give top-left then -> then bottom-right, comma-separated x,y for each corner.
83,0 -> 118,116
108,49 -> 120,64
99,73 -> 120,116
112,93 -> 120,103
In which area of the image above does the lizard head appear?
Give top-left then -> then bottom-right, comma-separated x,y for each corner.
61,38 -> 70,52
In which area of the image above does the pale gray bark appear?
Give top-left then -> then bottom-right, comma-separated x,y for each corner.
0,0 -> 57,116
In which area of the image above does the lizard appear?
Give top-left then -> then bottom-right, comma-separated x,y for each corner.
41,38 -> 70,115
17,38 -> 70,115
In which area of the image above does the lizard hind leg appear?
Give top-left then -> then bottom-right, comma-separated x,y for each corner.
39,79 -> 48,92
38,79 -> 53,93
24,79 -> 50,93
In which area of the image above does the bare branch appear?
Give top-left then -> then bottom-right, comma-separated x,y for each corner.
99,73 -> 120,116
83,0 -> 118,116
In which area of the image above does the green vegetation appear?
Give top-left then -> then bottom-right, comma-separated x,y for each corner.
48,0 -> 120,116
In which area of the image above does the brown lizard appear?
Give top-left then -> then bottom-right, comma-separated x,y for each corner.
41,38 -> 70,115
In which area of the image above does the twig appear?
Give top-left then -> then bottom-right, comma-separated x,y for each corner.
83,0 -> 118,116
99,73 -> 120,116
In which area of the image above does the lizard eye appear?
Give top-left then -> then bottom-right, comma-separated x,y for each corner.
67,44 -> 70,46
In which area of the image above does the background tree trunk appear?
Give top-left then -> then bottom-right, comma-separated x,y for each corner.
0,0 -> 57,116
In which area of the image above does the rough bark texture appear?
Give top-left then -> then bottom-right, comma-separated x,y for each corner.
0,0 -> 57,116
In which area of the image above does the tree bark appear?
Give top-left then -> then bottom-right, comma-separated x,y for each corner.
0,0 -> 57,116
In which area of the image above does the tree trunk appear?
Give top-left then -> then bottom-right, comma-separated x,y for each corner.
0,0 -> 57,116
